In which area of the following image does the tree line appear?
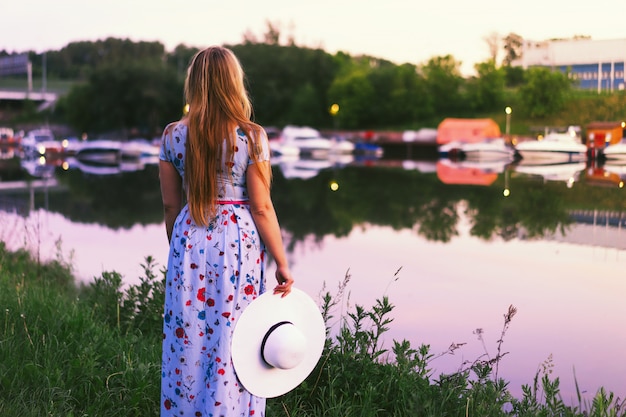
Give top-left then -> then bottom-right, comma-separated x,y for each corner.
1,31 -> 575,137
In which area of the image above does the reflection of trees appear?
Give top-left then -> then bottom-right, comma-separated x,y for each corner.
33,163 -> 619,244
271,165 -> 579,247
46,165 -> 163,229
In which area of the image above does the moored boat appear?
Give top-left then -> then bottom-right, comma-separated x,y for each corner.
515,131 -> 587,164
21,128 -> 64,157
120,139 -> 160,161
460,137 -> 516,162
601,138 -> 626,161
281,125 -> 332,158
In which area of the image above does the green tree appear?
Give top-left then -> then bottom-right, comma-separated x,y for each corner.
45,37 -> 167,79
519,67 -> 572,118
328,68 -> 376,128
230,43 -> 338,127
58,60 -> 182,136
464,60 -> 506,112
421,55 -> 466,117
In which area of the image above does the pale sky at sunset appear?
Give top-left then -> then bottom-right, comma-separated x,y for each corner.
2,0 -> 625,75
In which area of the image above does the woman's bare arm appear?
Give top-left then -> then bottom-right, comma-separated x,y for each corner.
159,160 -> 183,243
247,161 -> 294,296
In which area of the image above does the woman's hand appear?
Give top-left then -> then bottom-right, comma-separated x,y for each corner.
273,265 -> 294,297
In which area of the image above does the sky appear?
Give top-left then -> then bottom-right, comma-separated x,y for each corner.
2,0 -> 625,76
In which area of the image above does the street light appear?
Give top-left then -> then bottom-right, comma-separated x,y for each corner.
505,106 -> 512,138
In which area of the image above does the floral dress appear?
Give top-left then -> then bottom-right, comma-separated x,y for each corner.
159,122 -> 268,416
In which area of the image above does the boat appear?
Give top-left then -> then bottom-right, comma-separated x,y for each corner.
74,139 -> 123,164
353,142 -> 383,159
21,128 -> 64,157
515,129 -> 587,163
460,137 -> 516,162
120,139 -> 160,162
601,138 -> 626,161
281,125 -> 332,158
329,137 -> 355,154
269,139 -> 300,158
437,141 -> 464,159
0,127 -> 18,146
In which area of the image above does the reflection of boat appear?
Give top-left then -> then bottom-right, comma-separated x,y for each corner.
65,157 -> 122,176
401,160 -> 437,173
602,139 -> 626,161
584,166 -> 624,188
516,130 -> 587,163
74,140 -> 122,164
279,158 -> 332,180
513,161 -> 586,188
281,126 -> 332,158
436,158 -> 499,186
21,128 -> 64,157
461,138 -> 516,161
20,155 -> 56,178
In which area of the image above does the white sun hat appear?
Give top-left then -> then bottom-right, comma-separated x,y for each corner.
231,287 -> 326,398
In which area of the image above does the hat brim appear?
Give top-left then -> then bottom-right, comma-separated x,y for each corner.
231,287 -> 325,398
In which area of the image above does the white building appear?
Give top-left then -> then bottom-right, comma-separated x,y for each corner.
512,38 -> 626,93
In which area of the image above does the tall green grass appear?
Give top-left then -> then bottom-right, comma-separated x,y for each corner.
0,243 -> 624,416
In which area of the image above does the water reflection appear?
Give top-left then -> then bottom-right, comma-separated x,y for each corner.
1,150 -> 625,401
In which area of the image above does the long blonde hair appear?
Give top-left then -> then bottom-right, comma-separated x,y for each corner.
183,46 -> 271,226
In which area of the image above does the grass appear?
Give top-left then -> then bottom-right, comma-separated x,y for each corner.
0,243 -> 624,416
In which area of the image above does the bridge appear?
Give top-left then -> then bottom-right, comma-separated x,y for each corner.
0,88 -> 59,110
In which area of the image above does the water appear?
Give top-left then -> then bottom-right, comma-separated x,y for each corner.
1,154 -> 625,402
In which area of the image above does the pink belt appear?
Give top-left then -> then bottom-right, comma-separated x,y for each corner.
216,200 -> 249,205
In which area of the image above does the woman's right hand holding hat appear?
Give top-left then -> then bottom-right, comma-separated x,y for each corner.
273,265 -> 294,297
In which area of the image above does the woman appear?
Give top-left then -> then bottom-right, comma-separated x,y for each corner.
158,46 -> 294,416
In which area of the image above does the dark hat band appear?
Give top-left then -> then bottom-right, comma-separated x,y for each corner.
260,321 -> 292,366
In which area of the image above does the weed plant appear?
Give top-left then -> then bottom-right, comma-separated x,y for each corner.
0,243 -> 624,416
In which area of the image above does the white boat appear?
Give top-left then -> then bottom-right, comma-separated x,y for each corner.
516,131 -> 587,163
269,139 -> 300,158
281,125 -> 332,158
329,137 -> 355,154
21,128 -> 64,157
437,141 -> 463,159
74,139 -> 123,164
460,138 -> 516,162
602,138 -> 626,161
120,139 -> 160,160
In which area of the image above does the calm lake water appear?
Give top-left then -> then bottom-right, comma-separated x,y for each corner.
1,151 -> 625,403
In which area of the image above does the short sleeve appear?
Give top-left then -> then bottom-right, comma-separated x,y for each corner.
159,122 -> 186,178
248,129 -> 270,165
159,122 -> 176,162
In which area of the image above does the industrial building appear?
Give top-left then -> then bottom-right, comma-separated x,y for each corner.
512,38 -> 626,93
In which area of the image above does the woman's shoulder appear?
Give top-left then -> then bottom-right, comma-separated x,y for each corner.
164,120 -> 187,137
236,124 -> 267,141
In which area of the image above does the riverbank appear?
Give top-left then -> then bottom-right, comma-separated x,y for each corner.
0,242 -> 624,416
